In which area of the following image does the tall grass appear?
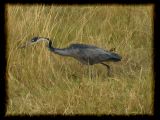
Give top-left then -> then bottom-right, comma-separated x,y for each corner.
6,4 -> 153,115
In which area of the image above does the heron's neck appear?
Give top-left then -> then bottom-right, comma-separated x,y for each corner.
48,40 -> 71,56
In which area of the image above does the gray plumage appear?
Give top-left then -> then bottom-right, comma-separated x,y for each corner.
61,44 -> 121,65
20,37 -> 122,75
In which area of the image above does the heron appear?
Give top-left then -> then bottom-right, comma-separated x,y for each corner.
20,37 -> 122,76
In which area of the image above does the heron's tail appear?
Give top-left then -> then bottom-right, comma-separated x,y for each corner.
110,52 -> 122,62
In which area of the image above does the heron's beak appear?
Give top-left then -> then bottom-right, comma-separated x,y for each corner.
18,41 -> 33,49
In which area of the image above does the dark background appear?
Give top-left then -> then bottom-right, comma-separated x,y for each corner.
0,0 -> 160,119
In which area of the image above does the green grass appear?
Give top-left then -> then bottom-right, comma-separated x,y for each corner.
6,4 -> 153,115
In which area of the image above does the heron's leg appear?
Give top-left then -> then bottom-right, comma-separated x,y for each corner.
88,64 -> 92,80
86,59 -> 91,80
101,63 -> 111,76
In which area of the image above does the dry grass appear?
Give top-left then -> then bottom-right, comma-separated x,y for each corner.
6,4 -> 153,115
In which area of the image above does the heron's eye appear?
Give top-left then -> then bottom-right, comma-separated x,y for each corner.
31,39 -> 37,42
31,37 -> 38,42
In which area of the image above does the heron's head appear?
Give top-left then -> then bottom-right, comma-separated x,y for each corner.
19,37 -> 50,48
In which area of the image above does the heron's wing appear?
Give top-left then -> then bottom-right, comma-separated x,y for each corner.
68,44 -> 121,64
68,43 -> 97,49
72,47 -> 111,64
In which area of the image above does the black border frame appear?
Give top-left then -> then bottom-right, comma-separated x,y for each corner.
1,0 -> 159,119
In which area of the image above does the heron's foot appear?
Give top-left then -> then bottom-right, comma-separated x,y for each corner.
107,69 -> 112,77
70,74 -> 79,80
101,63 -> 112,77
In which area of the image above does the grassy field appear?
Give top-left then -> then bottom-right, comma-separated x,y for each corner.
6,4 -> 153,115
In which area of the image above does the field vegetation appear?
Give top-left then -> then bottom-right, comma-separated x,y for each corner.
6,4 -> 153,115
